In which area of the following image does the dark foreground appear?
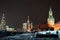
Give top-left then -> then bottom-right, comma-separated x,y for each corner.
0,33 -> 59,40
0,31 -> 60,40
0,37 -> 59,40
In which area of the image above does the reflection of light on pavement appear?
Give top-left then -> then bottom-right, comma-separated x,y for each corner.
37,31 -> 56,34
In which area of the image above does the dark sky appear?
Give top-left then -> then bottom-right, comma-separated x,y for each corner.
0,0 -> 60,28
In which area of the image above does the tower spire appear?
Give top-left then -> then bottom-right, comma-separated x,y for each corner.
27,16 -> 30,24
1,13 -> 4,21
49,7 -> 53,16
3,13 -> 4,17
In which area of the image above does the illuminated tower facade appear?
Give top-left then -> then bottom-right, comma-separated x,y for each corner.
30,22 -> 33,30
47,7 -> 55,27
27,16 -> 31,32
0,13 -> 6,30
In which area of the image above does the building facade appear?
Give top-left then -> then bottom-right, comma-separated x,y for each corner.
22,23 -> 27,32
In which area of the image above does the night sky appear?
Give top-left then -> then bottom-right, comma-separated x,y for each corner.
0,0 -> 60,28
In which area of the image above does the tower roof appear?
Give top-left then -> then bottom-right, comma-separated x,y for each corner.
1,13 -> 5,19
28,16 -> 29,19
49,7 -> 53,16
3,13 -> 4,17
48,7 -> 54,21
50,7 -> 52,11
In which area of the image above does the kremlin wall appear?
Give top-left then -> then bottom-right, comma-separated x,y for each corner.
0,7 -> 60,32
